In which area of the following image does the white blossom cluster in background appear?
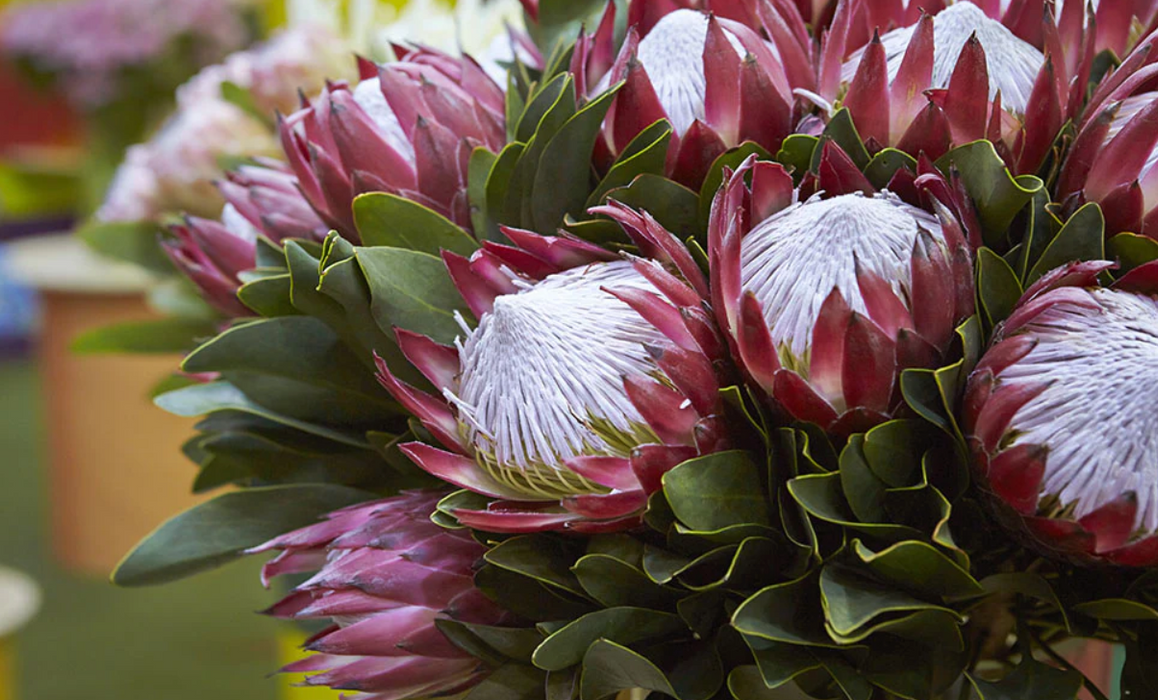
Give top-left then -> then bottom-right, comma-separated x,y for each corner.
98,24 -> 353,222
0,0 -> 251,107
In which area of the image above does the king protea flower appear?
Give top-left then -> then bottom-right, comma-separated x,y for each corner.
248,490 -> 509,697
375,217 -> 729,533
279,47 -> 505,239
165,162 -> 326,317
1056,30 -> 1158,238
822,0 -> 1074,172
709,155 -> 974,435
964,260 -> 1158,566
574,3 -> 812,188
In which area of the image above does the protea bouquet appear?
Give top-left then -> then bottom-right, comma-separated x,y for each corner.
107,0 -> 1158,698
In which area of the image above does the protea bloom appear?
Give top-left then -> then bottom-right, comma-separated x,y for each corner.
164,162 -> 326,317
1055,31 -> 1158,238
574,3 -> 812,188
375,216 -> 729,532
248,490 -> 509,697
822,1 -> 1072,172
279,47 -> 505,238
709,156 -> 974,435
964,260 -> 1158,566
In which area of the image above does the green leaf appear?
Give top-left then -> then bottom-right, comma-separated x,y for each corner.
864,149 -> 917,190
1026,202 -> 1105,283
475,564 -> 594,621
588,119 -> 673,207
484,534 -> 587,597
663,450 -> 771,532
813,109 -> 870,170
728,665 -> 796,699
852,540 -> 982,600
968,657 -> 1082,700
238,274 -> 298,317
76,218 -> 172,273
742,636 -> 824,689
979,573 -> 1071,633
154,381 -> 368,448
776,135 -> 819,180
604,174 -> 701,241
438,620 -> 543,665
516,73 -> 572,143
572,554 -> 683,610
533,608 -> 688,671
111,484 -> 372,586
788,473 -> 925,542
469,147 -> 500,241
1108,231 -> 1158,272
839,435 -> 888,524
356,246 -> 472,344
1071,599 -> 1158,621
464,663 -> 547,700
580,640 -> 676,700
71,317 -> 217,354
977,247 -> 1023,329
484,142 -> 527,232
182,316 -> 392,405
732,571 -> 834,647
819,563 -> 961,640
532,82 -> 621,231
353,192 -> 478,256
934,141 -> 1041,247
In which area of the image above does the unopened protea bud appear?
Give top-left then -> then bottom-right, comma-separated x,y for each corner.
710,156 -> 974,435
248,491 -> 509,697
279,47 -> 505,238
164,162 -> 324,317
826,1 -> 1066,171
1056,31 -> 1158,238
376,220 -> 728,532
577,4 -> 811,188
964,261 -> 1158,567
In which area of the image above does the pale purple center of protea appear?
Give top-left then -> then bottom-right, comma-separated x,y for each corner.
842,1 -> 1045,113
353,77 -> 416,164
632,9 -> 745,135
447,261 -> 666,481
1000,288 -> 1158,534
740,192 -> 944,360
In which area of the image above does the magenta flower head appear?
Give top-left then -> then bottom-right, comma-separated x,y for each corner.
375,217 -> 729,533
164,162 -> 326,317
964,260 -> 1158,567
279,47 -> 505,239
1056,30 -> 1158,238
574,2 -> 812,188
709,156 -> 974,435
248,490 -> 509,697
823,0 -> 1070,172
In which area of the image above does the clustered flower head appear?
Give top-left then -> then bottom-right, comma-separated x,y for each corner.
111,0 -> 1158,698
0,0 -> 250,107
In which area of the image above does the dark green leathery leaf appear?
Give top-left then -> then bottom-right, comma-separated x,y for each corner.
976,247 -> 1024,330
571,554 -> 683,610
663,450 -> 771,532
934,141 -> 1041,248
531,607 -> 689,671
588,120 -> 673,207
352,192 -> 478,256
112,484 -> 374,586
1026,202 -> 1105,284
967,655 -> 1082,699
357,246 -> 472,345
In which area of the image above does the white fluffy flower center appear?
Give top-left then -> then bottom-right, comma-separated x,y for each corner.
842,1 -> 1045,114
352,78 -> 416,164
634,9 -> 745,135
1001,288 -> 1158,534
448,261 -> 667,489
740,192 -> 943,359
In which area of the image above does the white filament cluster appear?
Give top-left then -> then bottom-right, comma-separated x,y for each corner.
739,192 -> 944,358
448,261 -> 667,478
632,9 -> 746,135
1000,288 -> 1158,534
842,1 -> 1045,114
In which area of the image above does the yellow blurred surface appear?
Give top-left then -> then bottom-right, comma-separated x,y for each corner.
277,628 -> 342,699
